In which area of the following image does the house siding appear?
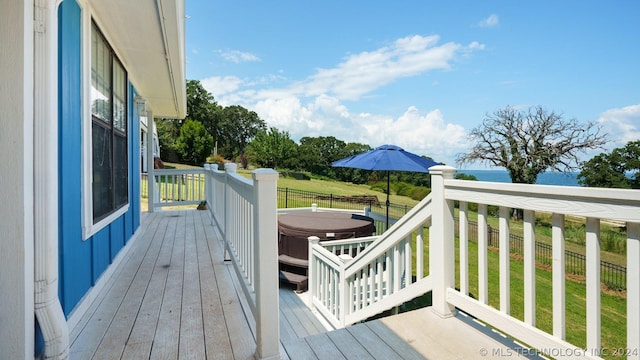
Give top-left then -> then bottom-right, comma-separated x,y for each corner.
57,0 -> 141,317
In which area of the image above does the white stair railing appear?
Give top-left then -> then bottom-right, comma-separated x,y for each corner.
308,191 -> 435,328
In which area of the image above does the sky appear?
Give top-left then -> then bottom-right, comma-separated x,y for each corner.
184,1 -> 640,169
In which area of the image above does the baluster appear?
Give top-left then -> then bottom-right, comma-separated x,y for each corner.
417,225 -> 425,281
552,213 -> 566,340
405,235 -> 412,287
459,202 -> 469,296
523,209 -> 536,326
499,206 -> 510,314
478,203 -> 488,304
585,217 -> 601,352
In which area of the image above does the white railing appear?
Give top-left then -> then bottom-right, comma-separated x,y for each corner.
308,193 -> 434,328
443,169 -> 640,360
144,168 -> 206,209
308,166 -> 640,359
204,163 -> 280,360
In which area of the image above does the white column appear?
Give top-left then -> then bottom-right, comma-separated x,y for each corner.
0,2 -> 35,358
252,168 -> 280,360
146,111 -> 155,212
429,165 -> 456,318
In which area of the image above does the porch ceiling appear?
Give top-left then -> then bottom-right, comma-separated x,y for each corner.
89,0 -> 187,119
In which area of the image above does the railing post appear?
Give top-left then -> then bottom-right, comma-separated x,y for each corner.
251,168 -> 280,360
628,222 -> 640,357
338,254 -> 353,328
308,236 -> 320,309
429,165 -> 456,318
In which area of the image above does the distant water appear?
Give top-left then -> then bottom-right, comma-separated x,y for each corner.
458,170 -> 580,187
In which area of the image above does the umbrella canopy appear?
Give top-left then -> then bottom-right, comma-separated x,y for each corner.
332,144 -> 438,172
332,144 -> 440,230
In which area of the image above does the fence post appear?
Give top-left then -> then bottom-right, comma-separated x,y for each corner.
429,165 -> 456,318
252,168 -> 280,360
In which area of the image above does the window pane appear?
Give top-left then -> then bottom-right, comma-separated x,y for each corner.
114,133 -> 128,207
92,121 -> 113,221
91,24 -> 111,123
91,21 -> 129,224
113,60 -> 126,132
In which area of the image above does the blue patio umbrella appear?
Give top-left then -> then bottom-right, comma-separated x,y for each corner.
332,144 -> 439,230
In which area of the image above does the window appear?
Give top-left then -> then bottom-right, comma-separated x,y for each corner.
91,22 -> 128,223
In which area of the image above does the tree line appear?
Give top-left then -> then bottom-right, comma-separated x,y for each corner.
157,80 -> 639,191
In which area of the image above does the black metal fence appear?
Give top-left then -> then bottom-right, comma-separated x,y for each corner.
278,187 -> 627,290
461,221 -> 627,290
277,187 -> 410,220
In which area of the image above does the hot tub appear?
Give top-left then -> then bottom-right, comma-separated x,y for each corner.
277,212 -> 375,292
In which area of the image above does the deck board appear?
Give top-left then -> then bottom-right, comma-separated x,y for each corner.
70,210 -> 527,360
196,214 -> 235,360
325,329 -> 374,360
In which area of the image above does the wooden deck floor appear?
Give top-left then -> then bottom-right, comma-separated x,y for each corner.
69,210 -> 527,359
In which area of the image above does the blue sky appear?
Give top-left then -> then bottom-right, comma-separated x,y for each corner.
185,1 -> 640,168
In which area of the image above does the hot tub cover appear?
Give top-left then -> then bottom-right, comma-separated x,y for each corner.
278,212 -> 375,260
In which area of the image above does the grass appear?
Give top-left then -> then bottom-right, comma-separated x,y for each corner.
405,232 -> 627,359
458,241 -> 627,359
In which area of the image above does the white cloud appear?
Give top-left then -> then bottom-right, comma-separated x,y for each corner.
252,94 -> 466,165
201,34 -> 477,165
299,35 -> 483,101
478,14 -> 499,28
597,104 -> 640,145
218,49 -> 261,63
208,34 -> 483,105
201,76 -> 244,98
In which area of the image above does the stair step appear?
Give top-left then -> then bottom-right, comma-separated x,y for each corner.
279,270 -> 308,293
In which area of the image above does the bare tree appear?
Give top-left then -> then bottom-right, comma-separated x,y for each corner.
456,106 -> 608,184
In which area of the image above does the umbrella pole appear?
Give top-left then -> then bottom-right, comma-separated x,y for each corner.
386,171 -> 390,230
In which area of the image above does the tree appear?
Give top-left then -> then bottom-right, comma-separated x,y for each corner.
174,119 -> 214,165
456,106 -> 608,184
298,136 -> 348,177
246,127 -> 298,169
186,79 -> 222,141
332,142 -> 373,183
218,105 -> 266,160
155,118 -> 182,162
578,140 -> 640,188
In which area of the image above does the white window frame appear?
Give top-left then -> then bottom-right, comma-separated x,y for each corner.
82,9 -> 130,239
